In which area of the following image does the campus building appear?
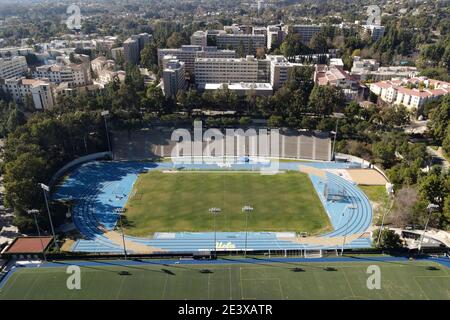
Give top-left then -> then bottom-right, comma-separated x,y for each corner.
32,59 -> 92,88
369,77 -> 450,110
1,77 -> 54,109
158,45 -> 236,75
123,33 -> 152,65
162,59 -> 186,97
362,24 -> 385,41
314,64 -> 365,100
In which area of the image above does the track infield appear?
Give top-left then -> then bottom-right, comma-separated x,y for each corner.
123,171 -> 331,236
0,259 -> 448,300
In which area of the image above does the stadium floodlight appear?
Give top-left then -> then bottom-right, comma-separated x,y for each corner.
242,205 -> 254,258
38,183 -> 59,251
376,184 -> 395,248
331,112 -> 345,162
101,110 -> 112,155
27,209 -> 47,262
209,207 -> 221,258
341,204 -> 357,255
418,203 -> 439,254
116,212 -> 128,260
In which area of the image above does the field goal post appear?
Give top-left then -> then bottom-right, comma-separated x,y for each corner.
304,249 -> 323,258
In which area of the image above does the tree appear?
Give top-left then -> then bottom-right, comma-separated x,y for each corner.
166,32 -> 184,48
267,115 -> 283,128
372,229 -> 404,249
140,42 -> 158,71
308,85 -> 345,116
309,33 -> 328,53
389,187 -> 419,228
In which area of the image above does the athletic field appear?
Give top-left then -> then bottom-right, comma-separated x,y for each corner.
124,171 -> 330,236
0,258 -> 448,300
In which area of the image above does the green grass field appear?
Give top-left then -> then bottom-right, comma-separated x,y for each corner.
123,171 -> 330,236
0,259 -> 448,299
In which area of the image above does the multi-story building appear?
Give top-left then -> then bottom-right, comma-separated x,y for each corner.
283,24 -> 322,44
111,47 -> 124,61
0,56 -> 28,80
351,57 -> 418,81
203,82 -> 273,96
215,33 -> 266,55
370,77 -> 450,110
267,55 -> 301,89
123,33 -> 152,65
162,59 -> 186,97
91,56 -> 116,76
194,56 -> 261,86
0,47 -> 33,58
314,64 -> 364,100
363,25 -> 385,41
158,45 -> 235,75
1,77 -> 54,110
266,25 -> 284,50
32,59 -> 92,88
123,37 -> 140,65
190,31 -> 207,47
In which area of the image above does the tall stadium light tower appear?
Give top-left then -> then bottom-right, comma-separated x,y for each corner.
27,209 -> 47,262
209,207 -> 221,258
116,208 -> 128,260
418,203 -> 439,254
341,204 -> 357,256
101,110 -> 112,155
331,113 -> 345,161
38,183 -> 59,250
242,205 -> 254,258
376,183 -> 395,248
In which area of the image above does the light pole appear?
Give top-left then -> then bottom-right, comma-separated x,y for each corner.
27,209 -> 47,262
418,203 -> 439,254
377,184 -> 395,248
101,110 -> 112,155
209,207 -> 221,258
242,205 -> 254,258
38,183 -> 59,250
331,112 -> 345,161
116,208 -> 128,260
341,204 -> 357,256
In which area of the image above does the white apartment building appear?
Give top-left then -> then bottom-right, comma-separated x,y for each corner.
162,59 -> 186,98
1,77 -> 54,110
0,56 -> 28,80
370,77 -> 450,110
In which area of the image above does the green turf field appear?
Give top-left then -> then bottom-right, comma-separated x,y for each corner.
123,171 -> 330,236
0,260 -> 448,299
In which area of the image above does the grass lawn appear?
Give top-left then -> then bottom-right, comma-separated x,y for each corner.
0,259 -> 448,300
359,185 -> 390,224
123,171 -> 330,236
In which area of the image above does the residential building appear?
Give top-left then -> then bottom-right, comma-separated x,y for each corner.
215,33 -> 266,55
0,55 -> 28,80
1,77 -> 54,109
363,25 -> 385,41
32,58 -> 92,88
370,77 -> 450,110
162,59 -> 186,97
314,64 -> 364,100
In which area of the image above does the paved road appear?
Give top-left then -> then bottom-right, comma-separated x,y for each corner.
426,146 -> 449,172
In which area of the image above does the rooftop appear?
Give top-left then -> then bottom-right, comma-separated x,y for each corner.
3,236 -> 53,254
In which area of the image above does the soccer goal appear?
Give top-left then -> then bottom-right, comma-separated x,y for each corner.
304,249 -> 323,258
323,182 -> 348,202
